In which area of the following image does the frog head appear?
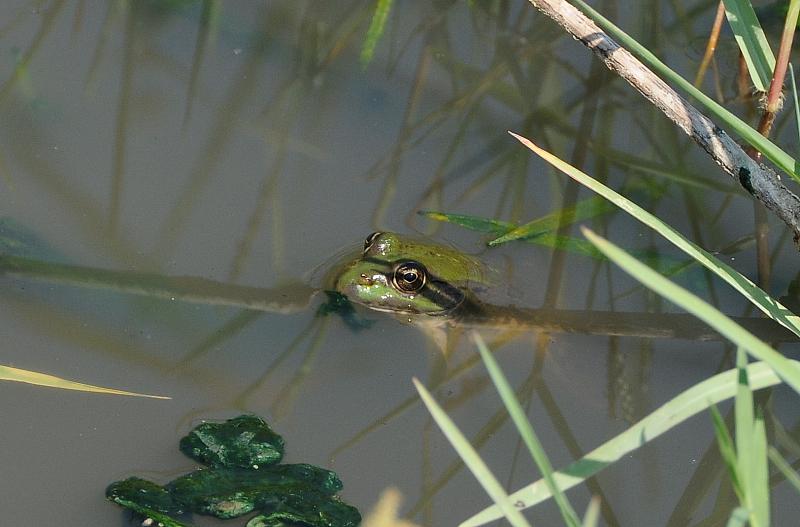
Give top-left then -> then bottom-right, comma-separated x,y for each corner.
330,232 -> 490,316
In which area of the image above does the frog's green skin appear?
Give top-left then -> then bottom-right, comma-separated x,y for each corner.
331,232 -> 492,316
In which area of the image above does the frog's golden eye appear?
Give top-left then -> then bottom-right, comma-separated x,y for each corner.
364,231 -> 382,253
392,261 -> 427,293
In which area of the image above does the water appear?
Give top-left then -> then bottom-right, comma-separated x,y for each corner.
0,1 -> 797,525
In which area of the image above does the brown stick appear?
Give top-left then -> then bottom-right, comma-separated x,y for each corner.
527,0 -> 800,241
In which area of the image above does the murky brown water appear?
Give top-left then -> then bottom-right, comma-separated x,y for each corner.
0,1 -> 798,526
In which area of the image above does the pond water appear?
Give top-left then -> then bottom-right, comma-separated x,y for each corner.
0,1 -> 798,526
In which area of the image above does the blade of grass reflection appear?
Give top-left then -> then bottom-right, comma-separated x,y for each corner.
0,0 -> 65,102
109,2 -> 135,235
269,316 -> 331,418
233,315 -> 322,407
175,309 -> 264,369
182,0 -> 219,129
373,39 -> 432,229
329,331 -> 521,459
153,18 -> 270,258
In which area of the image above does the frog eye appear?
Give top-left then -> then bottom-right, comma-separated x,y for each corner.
364,231 -> 382,253
392,261 -> 427,293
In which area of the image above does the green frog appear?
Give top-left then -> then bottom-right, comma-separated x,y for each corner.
329,231 -> 494,317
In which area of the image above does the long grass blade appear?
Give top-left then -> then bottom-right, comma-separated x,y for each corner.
725,507 -> 750,527
473,332 -> 580,527
412,378 -> 531,527
0,364 -> 169,399
461,361 -> 787,526
768,446 -> 800,494
509,132 -> 800,337
710,404 -> 743,500
721,0 -> 776,91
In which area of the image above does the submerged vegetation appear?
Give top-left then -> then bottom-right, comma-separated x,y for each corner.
107,415 -> 360,527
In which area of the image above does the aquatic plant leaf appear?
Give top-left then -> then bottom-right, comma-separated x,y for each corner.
168,464 -> 344,518
420,210 -> 603,257
0,217 -> 62,260
488,197 -> 614,246
0,364 -> 170,399
419,210 -> 515,236
250,491 -> 362,527
179,414 -> 285,468
510,132 -> 800,337
360,0 -> 393,67
461,361 -> 788,526
710,404 -> 744,501
106,478 -> 187,527
318,291 -> 375,332
721,0 -> 776,91
107,415 -> 360,526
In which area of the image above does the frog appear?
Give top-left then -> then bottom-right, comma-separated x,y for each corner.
328,231 -> 493,317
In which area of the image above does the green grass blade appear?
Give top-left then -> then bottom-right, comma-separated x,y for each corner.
580,497 -> 600,527
569,0 -> 800,182
768,446 -> 800,494
749,409 -> 770,527
790,63 -> 800,149
725,507 -> 750,527
461,361 -> 786,526
473,332 -> 580,527
510,132 -> 800,338
710,404 -> 744,501
580,227 -> 800,392
734,348 -> 755,505
412,377 -> 532,527
721,0 -> 776,91
0,364 -> 170,399
360,0 -> 393,67
488,197 -> 615,246
421,210 -> 604,257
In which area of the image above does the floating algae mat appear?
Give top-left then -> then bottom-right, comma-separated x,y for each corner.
106,415 -> 360,527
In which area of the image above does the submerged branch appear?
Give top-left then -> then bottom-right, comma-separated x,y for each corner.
527,0 -> 800,241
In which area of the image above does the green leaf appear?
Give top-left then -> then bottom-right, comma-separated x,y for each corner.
721,0 -> 776,91
419,210 -> 515,236
461,361 -> 787,526
360,0 -> 393,67
734,348 -> 754,504
412,378 -> 532,527
488,197 -> 614,245
509,132 -> 800,338
0,364 -> 169,399
473,332 -> 580,527
581,497 -> 600,527
710,404 -> 743,501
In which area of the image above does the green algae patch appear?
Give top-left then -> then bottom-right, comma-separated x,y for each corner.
179,414 -> 285,468
106,415 -> 360,527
